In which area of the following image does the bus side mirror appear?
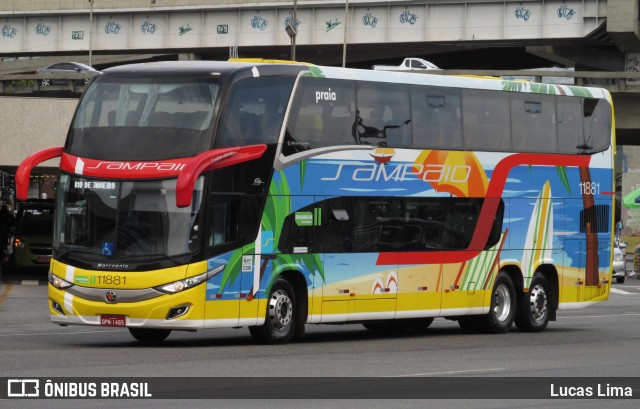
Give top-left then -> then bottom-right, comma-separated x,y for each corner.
15,146 -> 64,201
175,144 -> 267,208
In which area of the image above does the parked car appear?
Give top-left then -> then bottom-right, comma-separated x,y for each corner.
11,213 -> 53,271
36,62 -> 99,86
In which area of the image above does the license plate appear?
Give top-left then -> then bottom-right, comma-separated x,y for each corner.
100,315 -> 126,327
36,255 -> 52,264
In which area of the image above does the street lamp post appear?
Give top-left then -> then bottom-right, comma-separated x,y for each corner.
292,0 -> 297,61
285,0 -> 298,61
89,0 -> 93,67
342,0 -> 348,67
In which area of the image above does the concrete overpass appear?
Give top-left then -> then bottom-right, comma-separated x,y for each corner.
3,0 -> 640,234
0,0 -> 639,73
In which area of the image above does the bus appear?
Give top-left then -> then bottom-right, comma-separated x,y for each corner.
16,60 -> 615,344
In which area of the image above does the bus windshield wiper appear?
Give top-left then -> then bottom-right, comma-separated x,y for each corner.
55,248 -> 97,260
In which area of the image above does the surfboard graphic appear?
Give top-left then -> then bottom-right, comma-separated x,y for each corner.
521,180 -> 553,288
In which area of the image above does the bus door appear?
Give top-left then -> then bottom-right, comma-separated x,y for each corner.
276,196 -> 323,323
440,199 -> 498,315
203,193 -> 264,327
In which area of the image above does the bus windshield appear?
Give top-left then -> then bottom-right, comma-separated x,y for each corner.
69,78 -> 220,161
54,174 -> 204,260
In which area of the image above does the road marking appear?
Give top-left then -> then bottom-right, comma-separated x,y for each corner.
610,287 -> 638,295
558,313 -> 640,319
393,368 -> 506,377
0,284 -> 13,306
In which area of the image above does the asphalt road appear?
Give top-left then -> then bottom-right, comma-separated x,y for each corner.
1,274 -> 640,408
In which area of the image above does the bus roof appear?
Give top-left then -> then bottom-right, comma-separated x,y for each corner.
99,60 -> 610,101
101,60 -> 309,77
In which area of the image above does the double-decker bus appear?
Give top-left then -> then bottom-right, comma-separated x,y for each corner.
17,60 -> 615,344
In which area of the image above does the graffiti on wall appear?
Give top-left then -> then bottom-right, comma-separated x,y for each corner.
362,10 -> 379,28
399,8 -> 418,25
325,19 -> 340,32
557,1 -> 576,20
251,14 -> 269,31
141,18 -> 157,34
2,24 -> 17,38
179,24 -> 193,36
515,3 -> 532,21
35,22 -> 51,36
105,20 -> 122,34
284,15 -> 300,30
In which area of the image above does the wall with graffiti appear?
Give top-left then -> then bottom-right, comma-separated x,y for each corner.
0,1 -> 600,53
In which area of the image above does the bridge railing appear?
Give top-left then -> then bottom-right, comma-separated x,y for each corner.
3,70 -> 640,95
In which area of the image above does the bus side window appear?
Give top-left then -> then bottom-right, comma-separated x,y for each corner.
462,89 -> 511,151
284,78 -> 356,155
511,95 -> 557,153
321,198 -> 353,253
207,195 -> 241,252
278,209 -> 314,254
356,83 -> 411,147
412,87 -> 462,149
557,96 -> 582,153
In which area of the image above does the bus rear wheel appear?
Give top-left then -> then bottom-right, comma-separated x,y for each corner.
128,328 -> 171,343
515,272 -> 550,332
249,278 -> 297,344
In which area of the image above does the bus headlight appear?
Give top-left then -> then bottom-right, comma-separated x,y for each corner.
48,271 -> 74,290
154,264 -> 226,294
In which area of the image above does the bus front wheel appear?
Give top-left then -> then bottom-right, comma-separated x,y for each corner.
514,272 -> 550,332
128,328 -> 171,343
249,278 -> 297,344
458,271 -> 516,334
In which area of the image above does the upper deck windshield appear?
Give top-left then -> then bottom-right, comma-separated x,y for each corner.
69,77 -> 220,161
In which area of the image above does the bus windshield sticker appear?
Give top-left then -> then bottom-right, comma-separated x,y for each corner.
102,242 -> 114,257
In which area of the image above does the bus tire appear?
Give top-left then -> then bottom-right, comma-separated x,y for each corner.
485,271 -> 516,333
515,272 -> 550,332
249,278 -> 296,344
460,271 -> 516,334
128,328 -> 171,343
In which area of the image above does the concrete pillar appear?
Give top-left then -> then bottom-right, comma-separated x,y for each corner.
607,0 -> 640,52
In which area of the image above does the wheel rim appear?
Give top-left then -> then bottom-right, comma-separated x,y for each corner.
493,284 -> 512,322
529,284 -> 548,323
268,289 -> 293,333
